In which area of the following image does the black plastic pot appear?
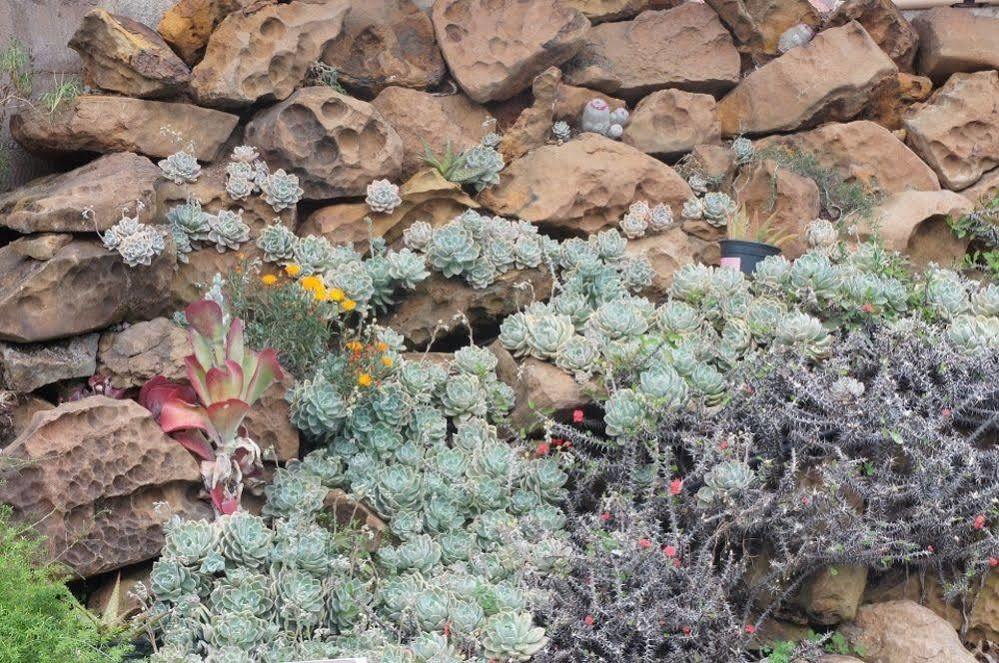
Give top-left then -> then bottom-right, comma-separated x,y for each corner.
719,239 -> 782,275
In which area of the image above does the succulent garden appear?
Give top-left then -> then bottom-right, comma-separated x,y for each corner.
1,0 -> 999,662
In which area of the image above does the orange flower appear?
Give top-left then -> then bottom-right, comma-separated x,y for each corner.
346,341 -> 363,353
357,373 -> 373,387
284,263 -> 302,277
376,342 -> 389,352
299,275 -> 324,292
342,299 -> 357,312
380,355 -> 394,368
260,274 -> 278,285
328,287 -> 346,303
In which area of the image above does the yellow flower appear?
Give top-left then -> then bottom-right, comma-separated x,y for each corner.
260,274 -> 278,286
376,342 -> 389,352
329,288 -> 346,302
357,373 -> 373,387
312,286 -> 328,301
299,275 -> 324,292
381,355 -> 394,368
346,341 -> 363,353
342,299 -> 357,311
284,263 -> 302,277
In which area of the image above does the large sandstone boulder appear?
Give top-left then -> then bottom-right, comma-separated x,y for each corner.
157,0 -> 252,66
795,565 -> 868,625
903,70 -> 999,191
562,4 -> 740,100
839,600 -> 976,663
0,234 -> 174,343
190,0 -> 350,108
962,168 -> 999,206
864,71 -> 933,131
0,334 -> 99,393
622,89 -> 720,159
755,120 -> 940,194
861,190 -> 972,268
0,397 -> 210,577
11,96 -> 238,161
705,0 -> 819,56
371,87 -> 493,180
383,269 -> 552,348
913,8 -> 999,83
320,0 -> 446,96
624,227 -> 718,299
97,318 -> 188,389
479,133 -> 693,235
245,87 -> 403,200
823,0 -> 918,72
68,9 -> 190,98
431,0 -> 589,103
734,159 -> 821,259
302,169 -> 478,246
717,22 -> 897,136
561,0 -> 674,23
0,153 -> 160,233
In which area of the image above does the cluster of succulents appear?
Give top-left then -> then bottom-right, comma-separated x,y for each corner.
424,135 -> 506,192
224,145 -> 304,212
98,206 -> 167,267
158,149 -> 201,184
580,98 -> 629,139
618,199 -> 674,239
166,197 -> 251,262
365,179 -> 402,214
682,190 -> 737,227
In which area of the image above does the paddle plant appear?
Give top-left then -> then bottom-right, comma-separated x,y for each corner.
140,299 -> 283,515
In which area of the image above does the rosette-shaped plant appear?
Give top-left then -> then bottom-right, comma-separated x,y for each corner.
656,300 -> 702,337
671,263 -> 714,304
830,376 -> 865,401
689,362 -> 726,406
440,373 -> 488,419
208,610 -> 278,650
751,254 -> 791,293
260,169 -> 304,212
586,297 -> 651,341
403,220 -> 434,251
775,312 -> 833,360
167,199 -> 212,243
551,120 -> 571,143
207,209 -> 250,252
256,223 -> 297,263
971,283 -> 999,316
925,269 -> 970,320
292,235 -> 335,275
387,248 -> 430,289
481,611 -> 548,662
209,569 -> 274,618
682,196 -> 704,220
261,467 -> 327,520
731,136 -> 755,164
522,310 -> 575,360
603,388 -> 646,438
555,335 -> 600,378
946,314 -> 999,353
454,345 -> 499,378
275,568 -> 325,628
696,460 -> 754,507
638,364 -> 688,411
159,150 -> 201,184
225,175 -> 254,201
219,512 -> 273,568
805,218 -> 837,251
289,378 -> 347,440
649,203 -> 674,231
150,557 -> 200,602
788,252 -> 840,301
499,312 -> 530,357
426,223 -> 480,278
366,179 -> 402,214
702,191 -> 736,226
161,516 -> 219,570
619,210 -> 648,239
100,212 -> 166,267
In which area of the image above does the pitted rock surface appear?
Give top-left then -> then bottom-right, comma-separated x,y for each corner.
0,334 -> 99,393
97,318 -> 189,389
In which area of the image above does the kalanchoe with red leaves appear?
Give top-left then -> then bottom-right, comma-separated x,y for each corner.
140,299 -> 283,515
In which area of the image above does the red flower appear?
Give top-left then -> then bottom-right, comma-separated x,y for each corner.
536,442 -> 550,456
941,407 -> 953,418
573,409 -> 584,423
663,545 -> 677,558
720,440 -> 730,451
669,478 -> 683,496
974,515 -> 987,530
672,558 -> 682,567
861,303 -> 875,314
600,512 -> 612,522
584,615 -> 595,626
989,557 -> 998,568
927,545 -> 935,553
551,438 -> 565,447
744,624 -> 757,635
638,538 -> 653,549
682,626 -> 691,636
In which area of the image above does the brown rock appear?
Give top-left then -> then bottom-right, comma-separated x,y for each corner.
0,235 -> 174,343
320,0 -> 446,96
554,83 -> 627,124
863,72 -> 933,131
190,0 -> 350,108
244,87 -> 403,200
624,227 -> 718,299
623,89 -> 720,159
170,244 -> 262,308
498,67 -> 561,161
5,396 -> 54,445
734,158 -> 821,258
301,169 -> 478,246
383,268 -> 552,348
839,600 -> 976,663
903,70 -> 999,191
561,0 -> 675,23
371,87 -> 493,180
969,570 -> 999,644
431,0 -> 589,103
961,168 -> 999,206
0,397 -> 210,577
0,334 -> 99,393
824,0 -> 918,71
97,318 -> 188,389
86,564 -> 151,622
157,0 -> 253,66
68,9 -> 190,98
244,376 -> 298,462
756,120 -> 940,194
717,23 -> 897,137
479,133 -> 693,235
0,153 -> 160,234
705,0 -> 819,56
324,489 -> 388,549
795,565 -> 868,625
861,190 -> 972,268
9,233 -> 73,261
563,5 -> 740,101
11,95 -> 238,161
688,144 -> 737,187
913,8 -> 999,83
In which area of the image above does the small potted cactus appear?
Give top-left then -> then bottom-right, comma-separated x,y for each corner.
719,205 -> 796,275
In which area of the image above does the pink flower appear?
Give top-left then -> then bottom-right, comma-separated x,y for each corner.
584,615 -> 595,626
682,626 -> 691,636
669,478 -> 683,496
536,442 -> 550,456
573,409 -> 584,423
744,624 -> 757,635
638,538 -> 652,549
663,545 -> 677,558
672,558 -> 682,568
600,512 -> 612,522
974,515 -> 987,530
927,545 -> 935,554
989,557 -> 998,568
941,407 -> 952,418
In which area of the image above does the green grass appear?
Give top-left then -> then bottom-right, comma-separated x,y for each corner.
38,76 -> 83,113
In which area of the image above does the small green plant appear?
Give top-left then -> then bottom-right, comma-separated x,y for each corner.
762,639 -> 798,663
726,204 -> 797,248
0,506 -> 132,663
949,193 -> 999,278
0,39 -> 33,182
307,61 -> 346,94
38,75 -> 83,113
421,137 -> 505,191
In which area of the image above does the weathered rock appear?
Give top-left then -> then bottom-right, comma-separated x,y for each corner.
320,0 -> 446,96
86,564 -> 151,622
717,22 -> 897,136
756,120 -> 940,194
624,227 -> 719,299
622,89 -> 720,159
0,235 -> 174,343
913,8 -> 999,83
4,396 -> 54,445
0,334 -> 99,393
301,169 -> 478,246
324,489 -> 388,550
431,0 -> 590,103
383,268 -> 552,348
157,0 -> 253,65
795,565 -> 868,625
903,70 -> 999,191
498,67 -> 561,161
969,570 -> 999,644
244,87 -> 403,200
11,95 -> 238,161
823,0 -> 918,71
0,397 -> 210,577
68,9 -> 190,98
561,0 -> 675,23
190,0 -> 350,108
97,318 -> 188,389
563,4 -> 740,100
734,159 -> 821,258
689,144 -> 737,186
961,168 -> 999,205
863,72 -> 933,131
861,190 -> 972,268
371,87 -> 493,180
170,245 -> 263,308
479,133 -> 693,235
244,376 -> 299,462
839,600 -> 976,663
554,83 -> 627,124
0,153 -> 160,233
705,0 -> 819,56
